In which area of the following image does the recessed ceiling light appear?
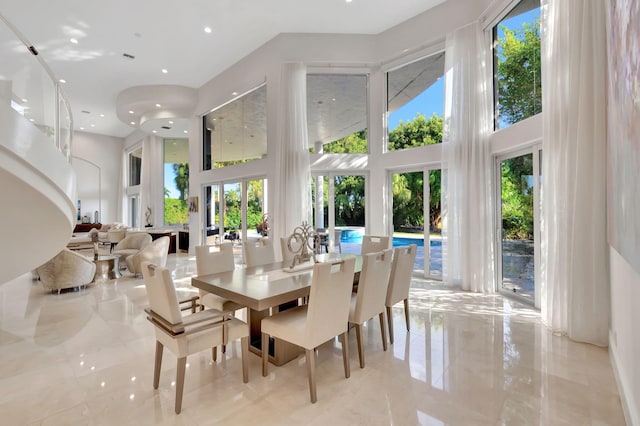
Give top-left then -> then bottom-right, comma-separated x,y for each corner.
204,26 -> 212,33
99,114 -> 104,117
232,91 -> 238,96
155,103 -> 161,108
183,130 -> 188,134
29,118 -> 35,122
332,98 -> 336,101
168,120 -> 174,124
129,110 -> 134,114
21,98 -> 27,102
90,124 -> 95,127
59,79 -> 66,83
162,68 -> 168,74
346,0 -> 353,3
130,121 -> 136,125
70,38 -> 78,44
152,130 -> 157,134
80,127 -> 85,130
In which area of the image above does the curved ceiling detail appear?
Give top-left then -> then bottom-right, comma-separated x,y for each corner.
116,85 -> 197,138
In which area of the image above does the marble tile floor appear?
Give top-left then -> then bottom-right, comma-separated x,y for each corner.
0,253 -> 625,425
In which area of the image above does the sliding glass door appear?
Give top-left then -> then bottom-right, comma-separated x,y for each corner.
496,147 -> 540,305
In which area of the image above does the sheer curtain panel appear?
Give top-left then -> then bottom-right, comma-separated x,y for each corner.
442,22 -> 496,293
540,0 -> 609,346
276,63 -> 312,237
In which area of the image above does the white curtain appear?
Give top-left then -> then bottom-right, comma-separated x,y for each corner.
442,22 -> 495,293
276,62 -> 311,237
540,0 -> 609,345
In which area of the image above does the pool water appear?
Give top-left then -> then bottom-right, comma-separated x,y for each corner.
339,230 -> 441,248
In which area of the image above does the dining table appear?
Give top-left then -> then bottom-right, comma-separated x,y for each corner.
191,253 -> 362,366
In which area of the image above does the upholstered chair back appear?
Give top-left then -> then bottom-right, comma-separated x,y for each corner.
305,257 -> 356,347
361,235 -> 391,255
141,262 -> 182,325
350,249 -> 393,324
195,243 -> 235,275
386,244 -> 417,307
243,238 -> 275,267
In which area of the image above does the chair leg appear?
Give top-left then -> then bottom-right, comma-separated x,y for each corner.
355,323 -> 365,369
222,344 -> 226,354
403,298 -> 410,331
153,341 -> 163,389
379,312 -> 388,351
212,346 -> 217,362
306,348 -> 317,403
261,332 -> 269,377
241,336 -> 249,383
340,331 -> 350,378
386,306 -> 394,345
175,357 -> 187,414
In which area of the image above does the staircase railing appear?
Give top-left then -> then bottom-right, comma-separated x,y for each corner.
0,13 -> 73,161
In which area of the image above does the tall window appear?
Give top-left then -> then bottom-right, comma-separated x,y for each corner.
128,147 -> 142,186
202,85 -> 267,170
163,138 -> 189,225
387,53 -> 445,151
493,0 -> 541,129
307,74 -> 368,154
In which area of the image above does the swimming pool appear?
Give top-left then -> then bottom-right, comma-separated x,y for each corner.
339,230 -> 441,247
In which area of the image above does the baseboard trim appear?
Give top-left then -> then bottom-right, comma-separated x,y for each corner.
610,329 -> 639,426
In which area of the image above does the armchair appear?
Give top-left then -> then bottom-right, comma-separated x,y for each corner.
126,236 -> 170,276
35,248 -> 96,293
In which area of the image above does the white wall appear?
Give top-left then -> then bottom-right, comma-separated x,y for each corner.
609,249 -> 640,425
71,131 -> 124,224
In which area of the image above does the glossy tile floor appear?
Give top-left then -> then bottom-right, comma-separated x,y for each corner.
0,252 -> 625,425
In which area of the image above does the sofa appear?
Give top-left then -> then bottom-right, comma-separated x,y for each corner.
35,248 -> 96,293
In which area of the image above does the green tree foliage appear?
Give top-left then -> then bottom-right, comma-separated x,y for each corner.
334,175 -> 365,226
172,163 -> 189,202
246,180 -> 264,230
501,155 -> 534,239
389,113 -> 442,150
496,20 -> 542,125
323,130 -> 367,153
224,188 -> 241,230
164,198 -> 188,224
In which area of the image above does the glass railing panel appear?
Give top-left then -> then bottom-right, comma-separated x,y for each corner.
0,14 -> 71,159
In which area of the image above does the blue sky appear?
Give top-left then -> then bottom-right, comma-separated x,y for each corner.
164,163 -> 180,198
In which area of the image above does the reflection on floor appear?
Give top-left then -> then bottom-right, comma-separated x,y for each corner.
0,253 -> 624,425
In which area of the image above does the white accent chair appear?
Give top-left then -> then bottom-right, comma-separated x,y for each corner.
141,262 -> 249,414
386,244 -> 417,344
243,238 -> 275,267
261,257 -> 356,403
112,232 -> 152,262
361,235 -> 391,255
35,248 -> 96,293
126,236 -> 170,276
195,243 -> 244,361
348,249 -> 393,368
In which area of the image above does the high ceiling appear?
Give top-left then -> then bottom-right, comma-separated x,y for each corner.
0,0 -> 447,139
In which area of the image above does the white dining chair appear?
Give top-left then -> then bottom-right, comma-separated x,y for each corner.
361,235 -> 391,255
334,229 -> 343,253
261,257 -> 356,403
141,262 -> 249,414
348,249 -> 393,368
195,243 -> 245,361
244,237 -> 275,267
385,244 -> 417,344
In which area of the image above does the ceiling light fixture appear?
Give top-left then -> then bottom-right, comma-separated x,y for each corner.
232,91 -> 238,96
80,127 -> 85,130
90,124 -> 95,127
21,98 -> 27,102
183,130 -> 188,134
204,26 -> 212,33
129,110 -> 134,114
168,120 -> 174,124
152,130 -> 157,133
59,79 -> 66,83
155,103 -> 161,108
130,121 -> 135,125
162,68 -> 168,74
99,114 -> 104,117
70,38 -> 78,44
346,0 -> 353,3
